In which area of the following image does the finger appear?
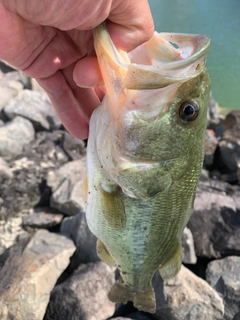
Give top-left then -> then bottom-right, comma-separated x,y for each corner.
108,0 -> 154,51
36,70 -> 99,139
61,64 -> 99,119
73,56 -> 103,88
22,29 -> 83,78
1,0 -> 112,31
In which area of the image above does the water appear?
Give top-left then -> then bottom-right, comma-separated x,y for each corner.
149,0 -> 240,110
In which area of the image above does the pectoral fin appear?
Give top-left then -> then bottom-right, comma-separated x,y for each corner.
100,186 -> 126,230
96,239 -> 115,266
159,243 -> 182,280
119,162 -> 172,200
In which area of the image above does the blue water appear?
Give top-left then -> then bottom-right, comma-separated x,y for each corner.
149,0 -> 240,109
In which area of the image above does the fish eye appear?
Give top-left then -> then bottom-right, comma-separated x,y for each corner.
179,100 -> 199,122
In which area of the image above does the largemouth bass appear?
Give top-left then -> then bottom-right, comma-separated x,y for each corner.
85,23 -> 210,313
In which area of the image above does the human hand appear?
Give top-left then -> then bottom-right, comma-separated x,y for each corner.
0,0 -> 154,139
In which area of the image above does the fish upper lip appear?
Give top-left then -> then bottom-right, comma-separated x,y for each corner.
93,22 -> 210,92
93,23 -> 211,72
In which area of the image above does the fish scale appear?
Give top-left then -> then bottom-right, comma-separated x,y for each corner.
85,23 -> 211,313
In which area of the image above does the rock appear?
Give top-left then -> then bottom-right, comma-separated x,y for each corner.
44,262 -> 115,320
204,130 -> 219,167
223,110 -> 240,140
206,256 -> 240,320
50,178 -> 84,215
212,110 -> 240,184
200,168 -> 210,180
0,116 -> 35,160
0,131 -> 74,220
207,92 -> 219,120
3,89 -> 61,130
111,312 -> 155,320
0,216 -> 28,255
60,211 -> 99,269
0,62 -> 31,89
153,265 -> 224,320
61,131 -> 86,160
233,312 -> 240,320
22,207 -> 64,229
181,227 -> 197,264
0,229 -> 76,320
0,71 -> 23,110
48,158 -> 86,215
207,117 -> 226,138
0,157 -> 13,183
218,139 -> 240,173
188,179 -> 240,259
0,301 -> 9,320
0,60 -> 16,73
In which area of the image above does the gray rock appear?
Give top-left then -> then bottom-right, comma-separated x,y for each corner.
22,207 -> 64,229
0,60 -> 16,73
218,139 -> 240,173
182,227 -> 197,264
0,236 -> 31,272
207,116 -> 226,139
0,157 -> 13,183
111,312 -> 155,320
233,312 -> 240,320
3,89 -> 61,130
223,110 -> 240,140
0,71 -> 23,110
188,179 -> 240,259
0,216 -> 28,255
0,116 -> 35,160
48,158 -> 86,215
60,211 -> 99,269
0,229 -> 76,320
213,110 -> 240,184
0,131 -> 80,221
0,62 -> 31,89
207,92 -> 219,120
0,130 -> 82,220
44,262 -> 115,320
204,130 -> 219,167
200,168 -> 210,180
206,256 -> 240,320
153,265 -> 224,320
0,301 -> 9,320
61,131 -> 86,160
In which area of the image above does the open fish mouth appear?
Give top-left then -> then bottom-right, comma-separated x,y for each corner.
93,23 -> 211,90
129,32 -> 210,67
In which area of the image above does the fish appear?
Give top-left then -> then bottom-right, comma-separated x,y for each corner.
85,23 -> 211,313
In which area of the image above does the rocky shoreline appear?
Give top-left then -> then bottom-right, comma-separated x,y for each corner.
0,62 -> 240,320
